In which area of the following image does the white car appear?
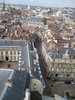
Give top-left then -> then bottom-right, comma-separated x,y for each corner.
71,82 -> 74,84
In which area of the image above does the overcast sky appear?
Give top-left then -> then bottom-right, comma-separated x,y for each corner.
0,0 -> 75,8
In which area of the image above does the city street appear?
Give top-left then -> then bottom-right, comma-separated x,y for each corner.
34,35 -> 53,96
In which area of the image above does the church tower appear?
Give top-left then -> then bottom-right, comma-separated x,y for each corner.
2,0 -> 6,11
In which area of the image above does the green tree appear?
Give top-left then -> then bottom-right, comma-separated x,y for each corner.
43,18 -> 47,25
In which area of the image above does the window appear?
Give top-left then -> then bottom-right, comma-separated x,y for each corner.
57,68 -> 59,71
52,68 -> 54,71
53,59 -> 55,62
58,64 -> 61,68
71,55 -> 73,59
10,52 -> 12,55
6,51 -> 8,54
52,63 -> 54,66
14,52 -> 16,55
10,56 -> 12,60
1,52 -> 3,55
34,84 -> 36,85
1,56 -> 3,60
34,88 -> 36,90
61,64 -> 63,67
59,54 -> 62,58
17,52 -> 19,55
54,54 -> 56,58
70,59 -> 72,62
14,56 -> 16,60
6,56 -> 9,61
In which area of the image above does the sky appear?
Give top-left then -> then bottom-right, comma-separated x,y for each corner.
0,0 -> 75,8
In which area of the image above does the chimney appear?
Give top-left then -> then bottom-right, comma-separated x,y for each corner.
24,89 -> 30,100
34,67 -> 36,72
15,30 -> 18,36
63,49 -> 69,58
65,49 -> 68,54
5,28 -> 8,33
5,79 -> 13,87
33,60 -> 36,65
56,48 -> 59,53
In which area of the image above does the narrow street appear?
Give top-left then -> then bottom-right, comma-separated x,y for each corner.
34,35 -> 53,96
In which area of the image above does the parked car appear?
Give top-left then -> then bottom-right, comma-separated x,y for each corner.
46,77 -> 51,80
65,81 -> 71,84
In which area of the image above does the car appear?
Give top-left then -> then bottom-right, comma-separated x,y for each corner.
65,81 -> 71,84
71,82 -> 74,84
46,77 -> 51,80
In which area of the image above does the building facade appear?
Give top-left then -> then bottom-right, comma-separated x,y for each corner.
0,48 -> 19,61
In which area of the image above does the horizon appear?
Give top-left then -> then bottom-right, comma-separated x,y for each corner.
0,0 -> 75,8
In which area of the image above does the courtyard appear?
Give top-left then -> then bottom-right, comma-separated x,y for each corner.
0,61 -> 18,70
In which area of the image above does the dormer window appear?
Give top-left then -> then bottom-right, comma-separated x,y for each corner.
54,54 -> 56,58
71,55 -> 73,59
53,59 -> 55,62
59,54 -> 62,58
64,43 -> 69,48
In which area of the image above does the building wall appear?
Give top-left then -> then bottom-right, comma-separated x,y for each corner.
41,42 -> 53,73
0,50 -> 19,61
49,57 -> 75,73
31,79 -> 43,95
42,42 -> 48,61
41,44 -> 75,77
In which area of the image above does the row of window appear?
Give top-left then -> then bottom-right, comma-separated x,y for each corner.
52,54 -> 74,59
34,83 -> 36,90
51,68 -> 74,72
0,51 -> 19,55
0,56 -> 18,61
53,59 -> 74,63
52,63 -> 75,67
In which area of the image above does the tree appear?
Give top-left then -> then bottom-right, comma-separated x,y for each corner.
10,7 -> 21,15
43,18 -> 47,25
48,8 -> 54,15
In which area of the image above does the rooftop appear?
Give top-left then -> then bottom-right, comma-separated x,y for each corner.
50,47 -> 75,59
0,40 -> 30,70
0,69 -> 30,100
